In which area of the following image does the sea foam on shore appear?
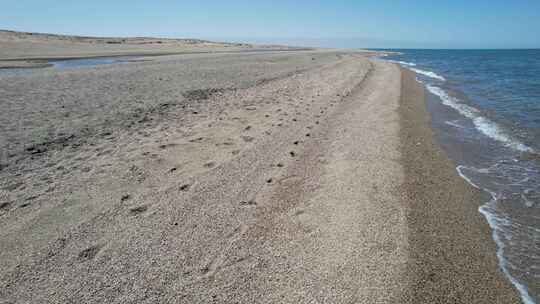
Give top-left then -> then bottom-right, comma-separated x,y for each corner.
385,51 -> 540,304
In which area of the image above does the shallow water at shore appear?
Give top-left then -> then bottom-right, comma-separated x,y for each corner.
50,56 -> 141,69
383,49 -> 540,304
0,56 -> 140,76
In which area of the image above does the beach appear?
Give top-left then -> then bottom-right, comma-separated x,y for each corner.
0,33 -> 520,303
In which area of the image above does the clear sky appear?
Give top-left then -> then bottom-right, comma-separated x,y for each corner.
2,0 -> 540,49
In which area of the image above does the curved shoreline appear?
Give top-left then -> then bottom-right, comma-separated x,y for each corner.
399,67 -> 521,303
0,44 -> 524,302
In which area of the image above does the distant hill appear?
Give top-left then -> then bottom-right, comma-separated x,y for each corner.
0,30 -> 299,61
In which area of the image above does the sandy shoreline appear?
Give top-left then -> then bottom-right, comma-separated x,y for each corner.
399,68 -> 520,303
0,37 -> 520,303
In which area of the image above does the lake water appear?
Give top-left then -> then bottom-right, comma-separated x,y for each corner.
0,56 -> 140,76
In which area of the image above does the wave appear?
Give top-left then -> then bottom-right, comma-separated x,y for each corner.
445,120 -> 467,129
411,68 -> 446,81
388,60 -> 417,67
426,84 -> 533,152
457,165 -> 537,304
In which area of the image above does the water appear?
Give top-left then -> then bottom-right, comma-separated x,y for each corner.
49,56 -> 139,69
0,56 -> 139,76
384,49 -> 540,304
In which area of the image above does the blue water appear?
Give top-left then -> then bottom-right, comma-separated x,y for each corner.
383,49 -> 540,304
49,56 -> 139,69
0,56 -> 139,76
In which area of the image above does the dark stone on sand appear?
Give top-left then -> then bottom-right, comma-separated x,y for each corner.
179,184 -> 190,191
0,202 -> 12,210
169,167 -> 177,173
121,194 -> 131,202
290,151 -> 296,157
266,178 -> 273,183
293,141 -> 299,145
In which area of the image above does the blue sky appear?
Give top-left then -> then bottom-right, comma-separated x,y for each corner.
2,0 -> 540,49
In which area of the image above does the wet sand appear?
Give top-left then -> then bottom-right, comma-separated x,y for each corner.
399,68 -> 520,303
0,38 -> 519,303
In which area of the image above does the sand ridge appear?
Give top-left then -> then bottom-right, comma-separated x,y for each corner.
0,45 -> 520,303
0,50 -> 408,303
0,30 -> 303,61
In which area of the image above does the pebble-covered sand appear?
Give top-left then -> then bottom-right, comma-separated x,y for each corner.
0,32 -> 520,303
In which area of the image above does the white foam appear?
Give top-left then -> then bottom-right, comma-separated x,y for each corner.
426,84 -> 533,153
388,60 -> 417,67
411,68 -> 446,81
445,120 -> 466,129
479,202 -> 537,304
457,165 -> 536,304
456,166 -> 482,189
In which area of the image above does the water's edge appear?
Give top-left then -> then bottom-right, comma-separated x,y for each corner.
384,52 -> 538,304
398,66 -> 522,303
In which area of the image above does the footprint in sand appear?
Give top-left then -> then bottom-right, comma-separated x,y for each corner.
129,205 -> 148,215
239,200 -> 257,206
0,202 -> 12,211
189,137 -> 204,143
204,161 -> 216,168
294,209 -> 305,216
78,244 -> 103,261
241,136 -> 254,142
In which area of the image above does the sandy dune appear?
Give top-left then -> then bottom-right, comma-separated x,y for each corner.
0,30 -> 296,61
